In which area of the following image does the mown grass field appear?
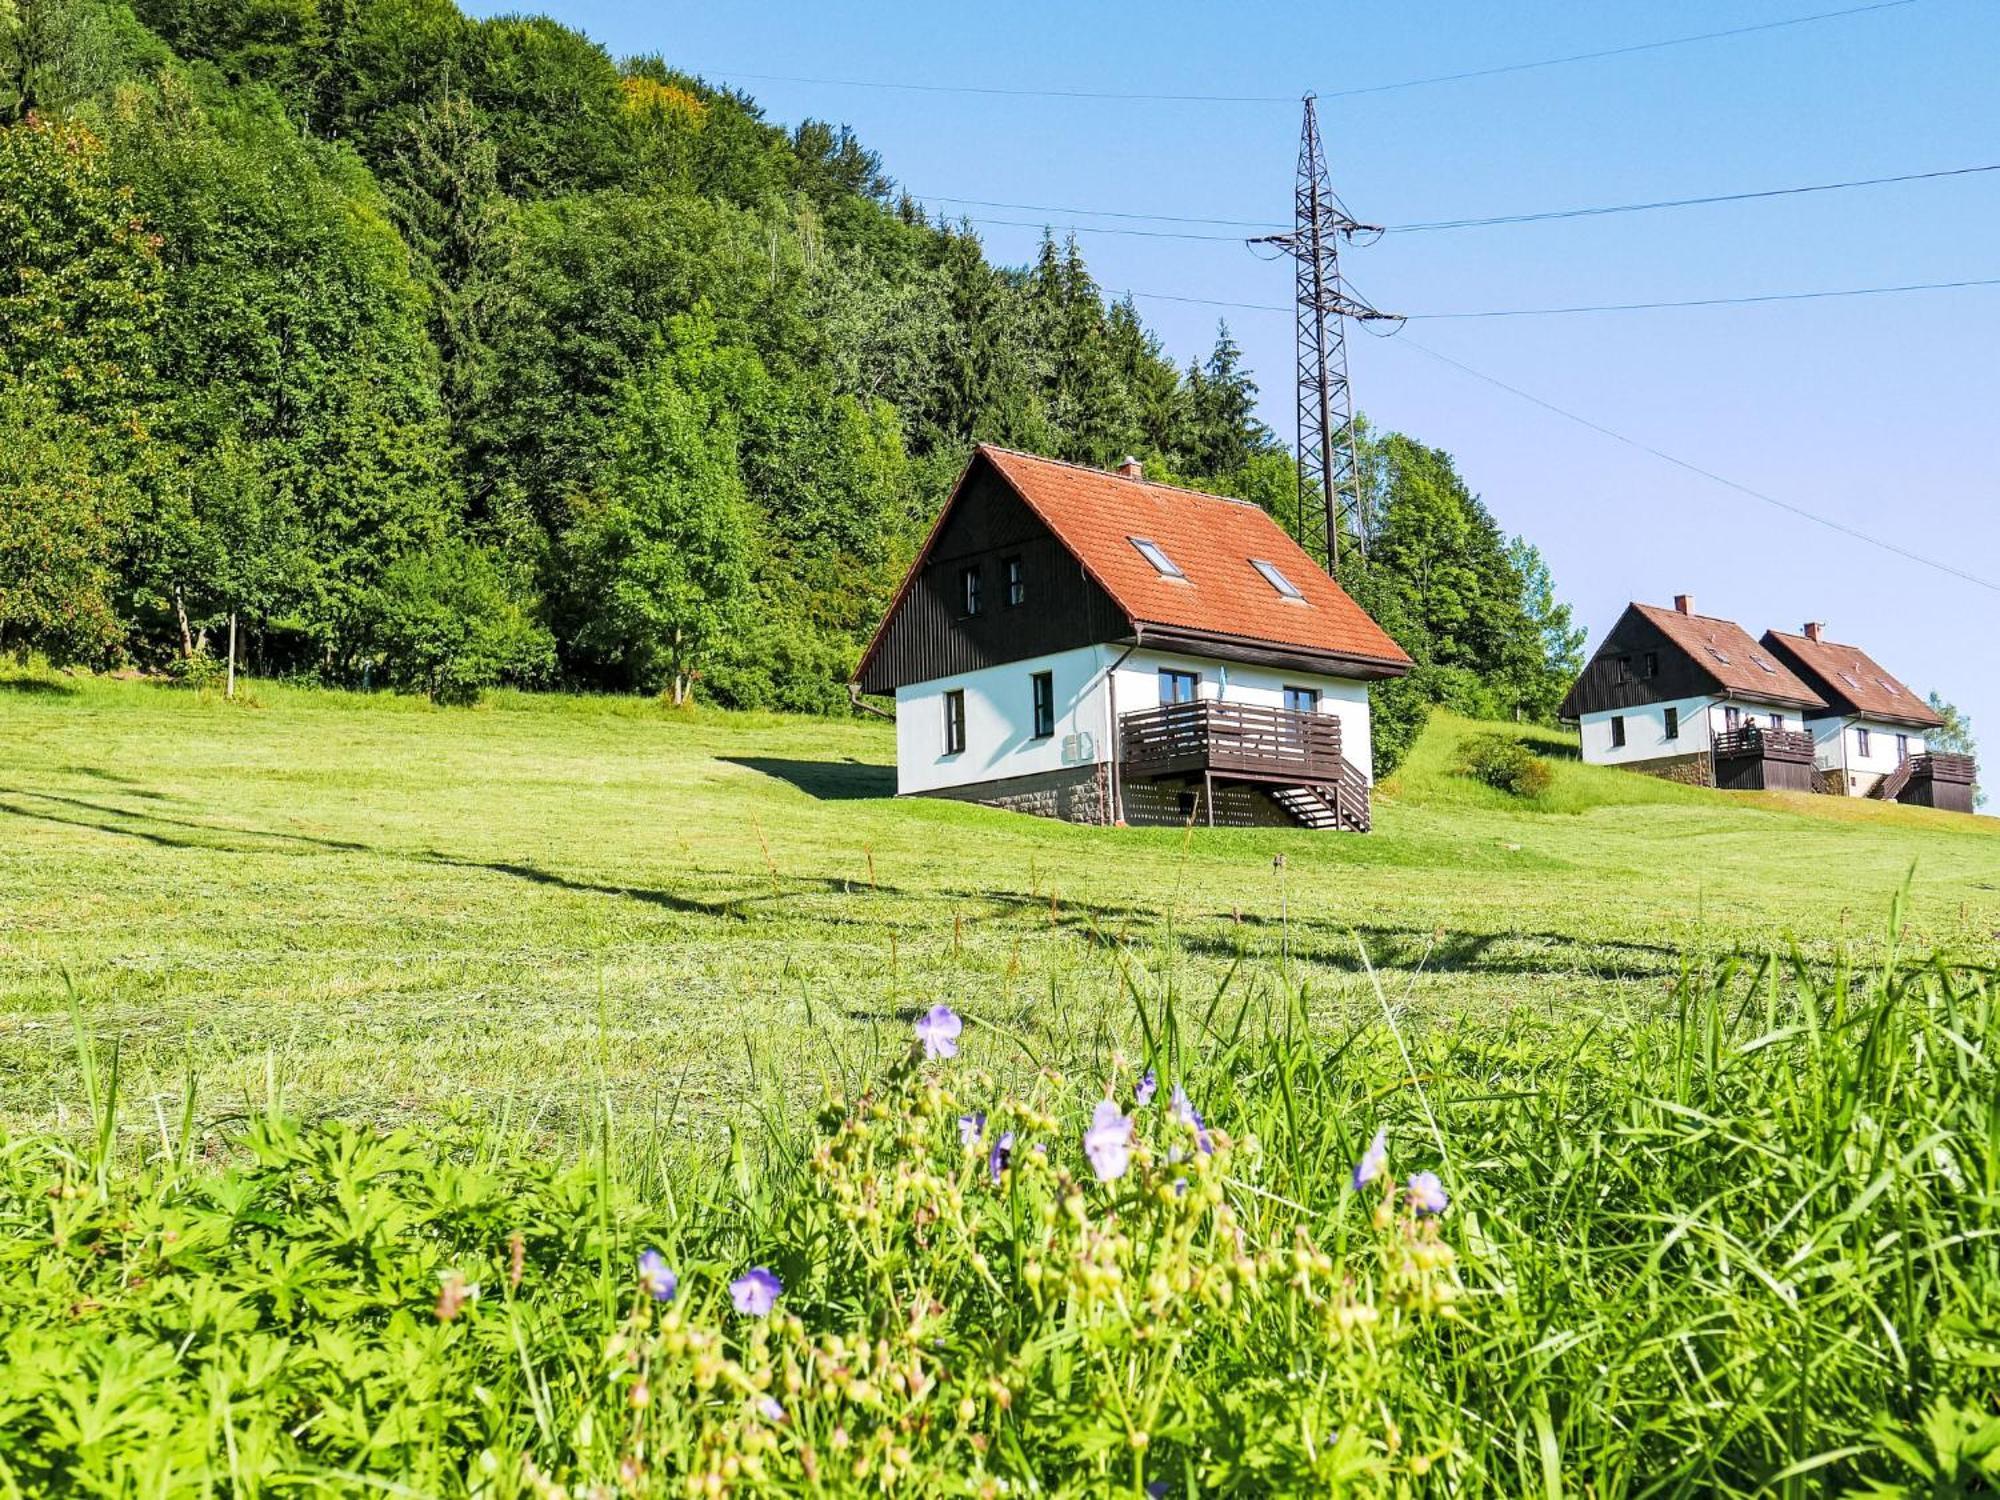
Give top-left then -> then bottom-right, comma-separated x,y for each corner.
3,671 -> 1995,1139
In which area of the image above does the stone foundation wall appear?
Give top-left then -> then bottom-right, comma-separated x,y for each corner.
1621,750 -> 1715,788
917,764 -> 1112,824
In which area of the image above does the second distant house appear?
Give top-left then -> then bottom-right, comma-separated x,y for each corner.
1760,623 -> 1973,810
1559,595 -> 1826,792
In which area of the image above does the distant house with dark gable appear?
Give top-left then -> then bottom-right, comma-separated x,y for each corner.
1559,596 -> 1826,792
1761,623 -> 1975,811
1563,597 -> 1979,812
854,445 -> 1411,830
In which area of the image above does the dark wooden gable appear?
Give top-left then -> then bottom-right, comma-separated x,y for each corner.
1559,605 -> 1718,719
855,456 -> 1126,694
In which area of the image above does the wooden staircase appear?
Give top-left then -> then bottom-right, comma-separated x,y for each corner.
1869,759 -> 1916,802
1269,759 -> 1372,833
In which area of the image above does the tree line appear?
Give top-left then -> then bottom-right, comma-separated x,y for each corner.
1,0 -> 1586,768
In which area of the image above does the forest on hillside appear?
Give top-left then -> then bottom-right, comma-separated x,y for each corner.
0,0 -> 1585,769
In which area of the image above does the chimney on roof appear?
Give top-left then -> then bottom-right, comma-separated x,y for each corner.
1673,593 -> 1695,616
1804,621 -> 1825,643
1116,456 -> 1143,480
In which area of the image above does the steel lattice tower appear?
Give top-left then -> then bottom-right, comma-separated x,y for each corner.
1252,94 -> 1393,574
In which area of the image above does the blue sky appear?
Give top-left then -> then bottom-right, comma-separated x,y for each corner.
472,0 -> 1999,756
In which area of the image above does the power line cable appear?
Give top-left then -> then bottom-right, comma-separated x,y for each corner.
1111,275 -> 2000,320
904,159 -> 2000,240
1385,160 -> 2000,232
1387,334 -> 2000,595
906,194 -> 1285,230
1320,0 -> 1918,99
956,216 -> 1252,242
688,0 -> 1916,108
1404,275 -> 2000,319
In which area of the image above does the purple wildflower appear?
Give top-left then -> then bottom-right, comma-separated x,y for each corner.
1351,1127 -> 1388,1193
758,1396 -> 786,1423
1084,1099 -> 1134,1183
914,1004 -> 962,1060
636,1249 -> 678,1303
958,1111 -> 986,1148
1170,1084 -> 1213,1155
1135,1069 -> 1158,1107
1406,1171 -> 1449,1217
730,1266 -> 783,1316
988,1129 -> 1016,1185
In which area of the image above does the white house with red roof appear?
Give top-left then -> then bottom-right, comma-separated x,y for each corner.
853,446 -> 1411,830
1761,623 -> 1973,810
1559,596 -> 1827,792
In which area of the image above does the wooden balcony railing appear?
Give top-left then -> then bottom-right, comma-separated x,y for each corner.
1913,751 -> 1977,785
1713,726 -> 1817,764
1121,701 -> 1344,783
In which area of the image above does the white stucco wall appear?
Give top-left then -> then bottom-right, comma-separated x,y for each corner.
1578,698 -> 1810,766
1579,697 -> 1713,764
894,645 -> 1111,796
894,644 -> 1382,794
1808,716 -> 1928,791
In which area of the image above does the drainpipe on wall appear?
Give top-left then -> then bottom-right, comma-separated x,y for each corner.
1102,637 -> 1141,826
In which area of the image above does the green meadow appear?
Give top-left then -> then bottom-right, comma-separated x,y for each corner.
2,673 -> 1996,1137
2,674 -> 1998,1497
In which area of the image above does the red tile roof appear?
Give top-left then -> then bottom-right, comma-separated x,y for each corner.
1761,629 -> 1942,727
1630,602 -> 1825,709
978,446 -> 1410,670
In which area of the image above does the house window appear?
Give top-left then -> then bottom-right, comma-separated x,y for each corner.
1159,669 -> 1198,706
1643,651 -> 1659,679
1609,715 -> 1626,749
1004,557 -> 1024,607
1724,706 -> 1742,732
1855,726 -> 1871,758
1129,537 -> 1185,579
1250,558 -> 1305,600
1283,686 -> 1320,715
1615,654 -> 1632,684
1769,713 -> 1783,730
960,566 -> 983,616
1896,733 -> 1910,762
943,690 -> 965,755
1663,706 -> 1679,741
1030,671 -> 1054,739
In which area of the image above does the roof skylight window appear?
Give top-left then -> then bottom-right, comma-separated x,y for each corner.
1751,654 -> 1777,674
1705,645 -> 1733,666
1250,558 -> 1305,600
1838,671 -> 1863,690
1877,677 -> 1900,696
1129,537 -> 1185,579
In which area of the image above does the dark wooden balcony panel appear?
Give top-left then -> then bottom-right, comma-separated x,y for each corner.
1121,701 -> 1344,783
1713,727 -> 1817,764
1912,752 -> 1977,785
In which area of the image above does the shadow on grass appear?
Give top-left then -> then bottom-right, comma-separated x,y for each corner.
0,675 -> 77,697
722,757 -> 895,801
0,789 -> 1682,984
0,789 -> 902,925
